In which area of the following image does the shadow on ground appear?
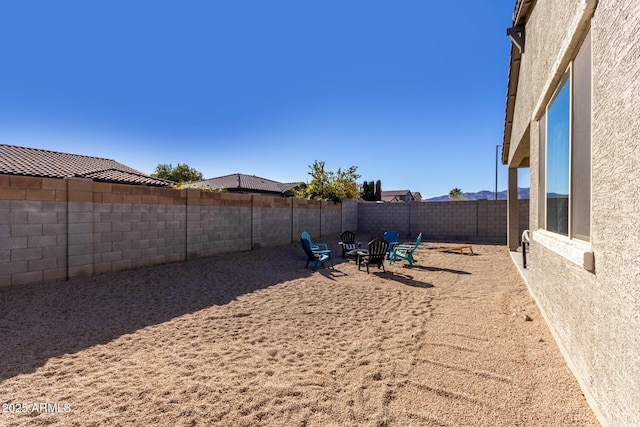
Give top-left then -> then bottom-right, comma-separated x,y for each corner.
403,264 -> 472,275
372,271 -> 434,288
0,242 -> 334,382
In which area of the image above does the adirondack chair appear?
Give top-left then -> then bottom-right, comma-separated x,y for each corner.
389,232 -> 422,266
300,233 -> 333,271
339,230 -> 361,258
301,231 -> 328,251
358,238 -> 390,273
383,231 -> 399,259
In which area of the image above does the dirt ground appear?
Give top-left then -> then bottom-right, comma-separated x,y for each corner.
0,236 -> 598,426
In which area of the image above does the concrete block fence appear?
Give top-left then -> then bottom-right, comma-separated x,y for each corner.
357,199 -> 529,243
0,176 -> 345,288
1,175 -> 526,288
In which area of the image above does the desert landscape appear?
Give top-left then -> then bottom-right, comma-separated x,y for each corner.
0,236 -> 597,426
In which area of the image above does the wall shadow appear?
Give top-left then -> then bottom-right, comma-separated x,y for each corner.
0,242 -> 325,382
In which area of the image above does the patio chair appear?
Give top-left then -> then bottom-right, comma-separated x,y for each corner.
389,232 -> 423,266
339,230 -> 361,258
358,238 -> 390,273
301,231 -> 328,251
300,233 -> 333,271
383,231 -> 399,259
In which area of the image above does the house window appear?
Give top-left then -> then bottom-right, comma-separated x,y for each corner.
546,73 -> 571,235
540,30 -> 591,241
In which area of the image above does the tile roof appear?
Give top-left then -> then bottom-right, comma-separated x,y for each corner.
190,173 -> 302,195
381,190 -> 415,203
0,144 -> 173,187
382,190 -> 412,197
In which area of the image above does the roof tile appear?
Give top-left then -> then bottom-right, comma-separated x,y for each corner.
0,144 -> 173,187
190,173 -> 301,195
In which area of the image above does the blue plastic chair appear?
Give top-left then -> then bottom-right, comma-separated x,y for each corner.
300,233 -> 333,271
389,232 -> 422,266
301,231 -> 328,251
383,231 -> 399,259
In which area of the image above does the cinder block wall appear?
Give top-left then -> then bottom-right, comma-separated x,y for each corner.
358,200 -> 529,243
0,176 -> 346,288
518,198 -> 529,239
293,198 -> 321,241
91,181 -> 187,274
1,175 -> 524,289
340,200 -> 358,232
187,190 -> 252,258
252,195 -> 292,249
320,200 -> 341,236
358,203 -> 411,238
0,176 -> 68,287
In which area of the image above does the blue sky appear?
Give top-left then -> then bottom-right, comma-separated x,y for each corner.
0,0 -> 524,199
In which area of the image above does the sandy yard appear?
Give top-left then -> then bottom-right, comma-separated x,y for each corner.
0,236 -> 598,426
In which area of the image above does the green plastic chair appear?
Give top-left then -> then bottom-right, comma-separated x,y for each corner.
389,232 -> 422,266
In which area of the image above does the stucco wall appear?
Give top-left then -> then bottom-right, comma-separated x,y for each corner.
510,0 -> 584,148
510,1 -> 640,424
589,2 -> 640,424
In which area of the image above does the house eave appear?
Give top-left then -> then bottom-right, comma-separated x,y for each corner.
502,0 -> 536,166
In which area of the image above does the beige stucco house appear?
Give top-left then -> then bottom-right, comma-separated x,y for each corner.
502,0 -> 639,425
381,190 -> 418,203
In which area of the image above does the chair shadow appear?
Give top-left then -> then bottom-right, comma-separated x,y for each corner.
317,266 -> 349,280
401,264 -> 471,275
371,271 -> 434,288
427,247 -> 479,257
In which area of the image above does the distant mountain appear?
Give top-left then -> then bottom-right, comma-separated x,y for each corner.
426,187 -> 530,202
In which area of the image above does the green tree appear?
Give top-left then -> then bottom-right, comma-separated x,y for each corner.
151,163 -> 204,184
295,161 -> 361,202
361,180 -> 382,201
362,180 -> 374,201
449,187 -> 465,201
334,165 -> 360,200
